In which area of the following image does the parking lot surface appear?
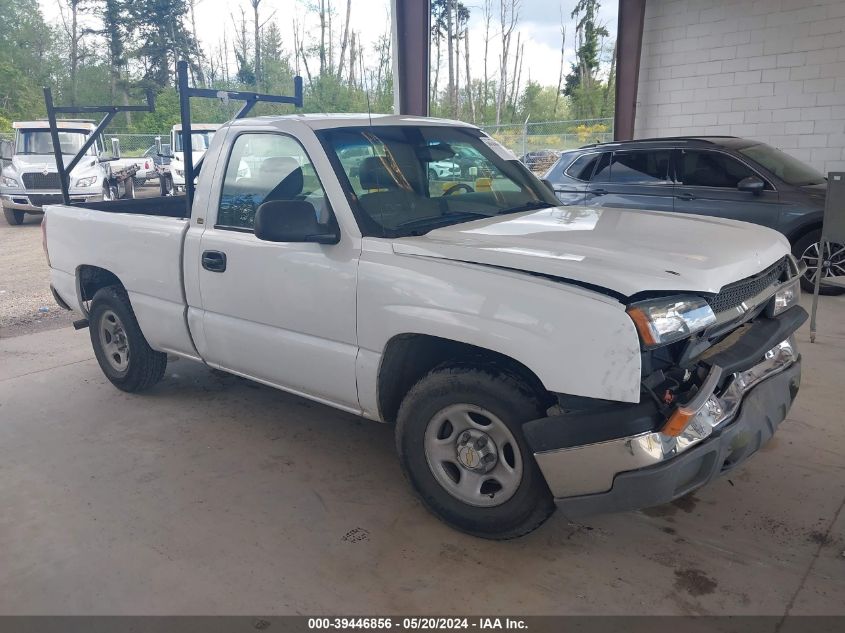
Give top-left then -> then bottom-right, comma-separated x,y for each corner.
1,293 -> 843,615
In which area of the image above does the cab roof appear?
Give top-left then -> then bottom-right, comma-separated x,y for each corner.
227,113 -> 476,131
172,123 -> 221,131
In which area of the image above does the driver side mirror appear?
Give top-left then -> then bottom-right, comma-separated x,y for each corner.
541,178 -> 557,196
738,176 -> 764,195
0,140 -> 12,161
254,200 -> 339,244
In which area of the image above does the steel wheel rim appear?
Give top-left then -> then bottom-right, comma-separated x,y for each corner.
801,240 -> 845,285
423,403 -> 523,507
98,309 -> 130,374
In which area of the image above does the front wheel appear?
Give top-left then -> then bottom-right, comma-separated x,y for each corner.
395,366 -> 555,539
3,208 -> 25,225
793,230 -> 845,295
88,286 -> 167,392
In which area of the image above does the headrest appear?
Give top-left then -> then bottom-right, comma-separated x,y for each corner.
261,156 -> 299,178
359,156 -> 404,191
262,157 -> 304,200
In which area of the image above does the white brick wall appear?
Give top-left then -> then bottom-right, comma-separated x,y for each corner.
635,0 -> 845,174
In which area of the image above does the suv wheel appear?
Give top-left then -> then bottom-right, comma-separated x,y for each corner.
793,230 -> 845,295
395,365 -> 555,539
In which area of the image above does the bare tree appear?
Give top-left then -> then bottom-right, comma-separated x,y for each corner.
249,0 -> 262,87
506,30 -> 520,118
495,0 -> 520,125
335,0 -> 352,80
446,0 -> 455,115
56,0 -> 90,105
463,24 -> 475,122
554,9 -> 566,117
482,0 -> 492,113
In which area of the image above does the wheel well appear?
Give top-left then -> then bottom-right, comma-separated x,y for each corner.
377,334 -> 553,424
787,222 -> 821,248
77,265 -> 125,304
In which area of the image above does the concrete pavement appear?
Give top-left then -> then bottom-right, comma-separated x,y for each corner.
1,297 -> 843,615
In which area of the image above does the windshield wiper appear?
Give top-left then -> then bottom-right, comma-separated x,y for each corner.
496,200 -> 556,215
394,210 -> 493,235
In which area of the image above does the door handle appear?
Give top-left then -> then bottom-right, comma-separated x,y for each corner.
677,192 -> 696,201
591,188 -> 608,196
202,250 -> 227,273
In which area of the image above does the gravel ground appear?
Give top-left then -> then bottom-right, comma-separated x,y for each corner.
0,213 -> 74,338
0,183 -> 161,338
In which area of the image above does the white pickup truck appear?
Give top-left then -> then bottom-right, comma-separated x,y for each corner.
44,114 -> 807,539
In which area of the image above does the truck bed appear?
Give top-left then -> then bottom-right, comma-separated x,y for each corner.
74,195 -> 187,218
46,201 -> 197,360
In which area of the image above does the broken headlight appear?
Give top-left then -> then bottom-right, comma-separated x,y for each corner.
627,296 -> 716,348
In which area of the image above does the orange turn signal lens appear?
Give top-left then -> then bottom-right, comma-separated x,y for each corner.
626,306 -> 658,347
661,407 -> 696,437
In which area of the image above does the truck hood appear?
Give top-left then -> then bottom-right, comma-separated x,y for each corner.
11,154 -> 98,173
392,206 -> 790,298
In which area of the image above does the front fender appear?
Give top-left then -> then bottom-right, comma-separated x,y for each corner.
358,250 -> 642,404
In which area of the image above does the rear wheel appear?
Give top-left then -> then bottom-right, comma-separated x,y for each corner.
793,229 -> 845,295
89,286 -> 167,392
122,176 -> 135,200
395,366 -> 555,539
3,208 -> 25,225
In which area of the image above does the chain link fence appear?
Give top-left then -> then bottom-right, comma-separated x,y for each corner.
103,133 -> 162,157
482,117 -> 614,157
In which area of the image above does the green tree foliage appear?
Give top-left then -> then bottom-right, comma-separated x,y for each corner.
0,0 -> 615,136
0,0 -> 58,119
564,0 -> 612,119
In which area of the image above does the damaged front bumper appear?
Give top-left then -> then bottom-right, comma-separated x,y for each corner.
525,307 -> 806,516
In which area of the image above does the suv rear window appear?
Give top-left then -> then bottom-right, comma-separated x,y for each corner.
591,150 -> 671,184
564,153 -> 601,181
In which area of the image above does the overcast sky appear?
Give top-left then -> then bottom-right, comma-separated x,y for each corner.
40,0 -> 618,88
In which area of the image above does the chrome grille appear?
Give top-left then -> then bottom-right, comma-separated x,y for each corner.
22,172 -> 61,190
706,257 -> 789,315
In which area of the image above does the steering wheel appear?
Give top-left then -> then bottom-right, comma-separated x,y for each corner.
443,183 -> 474,196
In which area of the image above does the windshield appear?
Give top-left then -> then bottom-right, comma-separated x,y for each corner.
738,143 -> 826,186
173,130 -> 215,153
15,129 -> 89,155
317,125 -> 558,237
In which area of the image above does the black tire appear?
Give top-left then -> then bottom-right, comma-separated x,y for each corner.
159,174 -> 173,197
88,286 -> 167,392
122,176 -> 135,200
395,365 -> 555,540
3,208 -> 25,225
792,229 -> 845,295
102,181 -> 115,201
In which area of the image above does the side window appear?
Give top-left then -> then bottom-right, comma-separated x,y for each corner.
565,153 -> 600,181
680,150 -> 762,189
591,152 -> 612,182
608,150 -> 671,184
217,134 -> 329,230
